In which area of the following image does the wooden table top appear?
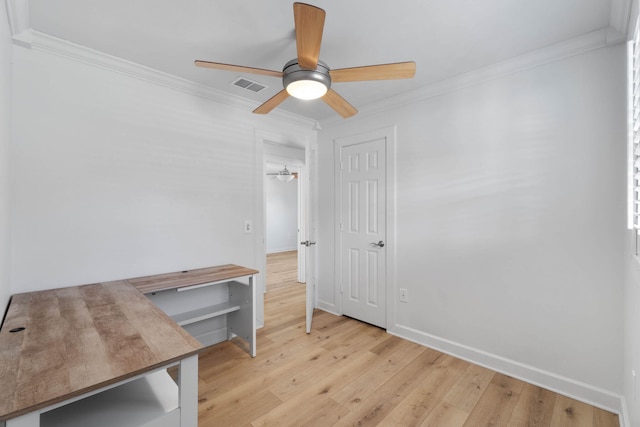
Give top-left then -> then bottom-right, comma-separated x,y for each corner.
127,264 -> 259,294
0,281 -> 203,422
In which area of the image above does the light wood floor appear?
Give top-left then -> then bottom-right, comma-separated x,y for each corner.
195,251 -> 619,426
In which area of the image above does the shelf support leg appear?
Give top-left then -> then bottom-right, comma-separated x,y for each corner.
178,354 -> 198,426
250,275 -> 256,357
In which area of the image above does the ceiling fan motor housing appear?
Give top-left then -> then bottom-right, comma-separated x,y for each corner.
283,59 -> 331,99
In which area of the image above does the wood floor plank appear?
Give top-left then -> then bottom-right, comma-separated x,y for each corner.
369,334 -> 411,357
319,320 -> 385,353
199,344 -> 328,411
550,395 -> 594,426
270,325 -> 387,401
509,382 -> 557,426
379,355 -> 469,426
193,251 -> 620,427
278,397 -> 349,427
462,382 -> 520,426
490,372 -> 526,395
593,407 -> 621,427
200,389 -> 282,426
331,337 -> 426,409
199,333 -> 331,404
420,401 -> 469,427
443,362 -> 495,413
252,351 -> 382,426
334,347 -> 445,427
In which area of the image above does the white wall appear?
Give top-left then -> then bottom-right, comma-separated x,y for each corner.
10,40 -> 315,328
0,3 -> 12,317
624,241 -> 640,426
266,176 -> 298,253
318,44 -> 626,410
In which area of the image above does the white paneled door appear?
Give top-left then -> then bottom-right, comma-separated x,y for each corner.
339,137 -> 386,328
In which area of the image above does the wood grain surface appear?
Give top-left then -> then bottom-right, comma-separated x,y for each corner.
127,264 -> 258,294
0,281 -> 203,422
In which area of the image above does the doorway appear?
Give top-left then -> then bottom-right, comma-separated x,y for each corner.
260,137 -> 317,333
265,163 -> 300,267
263,149 -> 305,291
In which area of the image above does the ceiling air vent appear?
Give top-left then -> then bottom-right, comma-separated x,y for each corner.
232,77 -> 268,93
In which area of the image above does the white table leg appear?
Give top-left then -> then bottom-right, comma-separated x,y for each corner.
249,275 -> 256,357
178,354 -> 198,426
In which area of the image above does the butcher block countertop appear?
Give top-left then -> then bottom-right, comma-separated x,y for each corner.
0,281 -> 203,422
127,264 -> 259,294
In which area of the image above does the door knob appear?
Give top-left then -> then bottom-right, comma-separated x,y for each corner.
370,241 -> 385,248
300,240 -> 317,247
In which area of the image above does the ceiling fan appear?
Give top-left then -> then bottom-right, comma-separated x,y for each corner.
267,166 -> 298,182
195,2 -> 416,118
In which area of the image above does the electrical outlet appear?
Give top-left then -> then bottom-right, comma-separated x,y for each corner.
244,220 -> 253,234
399,288 -> 408,303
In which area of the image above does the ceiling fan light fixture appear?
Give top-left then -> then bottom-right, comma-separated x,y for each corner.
286,79 -> 327,100
277,173 -> 295,182
282,59 -> 331,100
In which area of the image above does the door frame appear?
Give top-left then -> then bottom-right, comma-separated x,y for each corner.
297,164 -> 308,283
334,126 -> 397,330
254,129 -> 318,330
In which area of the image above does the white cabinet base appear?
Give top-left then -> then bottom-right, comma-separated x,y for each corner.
146,277 -> 256,356
41,370 -> 179,427
6,355 -> 199,427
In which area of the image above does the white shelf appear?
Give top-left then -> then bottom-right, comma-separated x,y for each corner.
170,301 -> 240,326
142,268 -> 257,357
40,370 -> 179,427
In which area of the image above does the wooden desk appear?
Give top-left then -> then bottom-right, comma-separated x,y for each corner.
127,264 -> 258,357
126,264 -> 259,294
0,281 -> 203,427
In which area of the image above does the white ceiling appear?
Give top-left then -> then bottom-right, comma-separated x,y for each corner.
25,0 -> 624,121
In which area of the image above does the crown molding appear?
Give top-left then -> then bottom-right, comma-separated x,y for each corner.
610,0 -> 633,39
15,30 -> 315,128
5,0 -> 29,40
322,27 -> 619,126
11,23 -> 623,130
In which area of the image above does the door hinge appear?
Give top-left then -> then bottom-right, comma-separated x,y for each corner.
339,222 -> 344,232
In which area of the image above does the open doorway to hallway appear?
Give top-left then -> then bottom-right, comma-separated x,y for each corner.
265,163 -> 302,291
259,136 -> 316,333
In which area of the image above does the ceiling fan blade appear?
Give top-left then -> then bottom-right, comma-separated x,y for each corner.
253,89 -> 290,114
294,2 -> 326,69
322,89 -> 358,118
330,62 -> 416,82
194,60 -> 283,78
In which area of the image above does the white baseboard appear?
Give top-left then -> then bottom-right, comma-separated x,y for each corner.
388,324 -> 624,417
317,301 -> 339,316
